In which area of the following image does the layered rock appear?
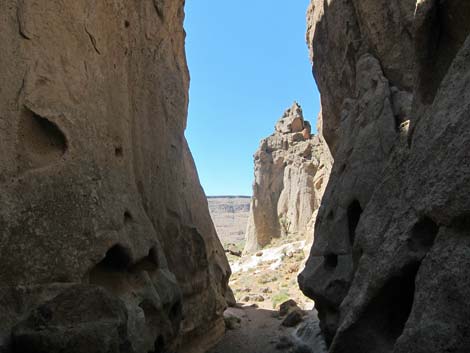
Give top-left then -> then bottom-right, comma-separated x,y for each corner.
208,196 -> 251,247
0,1 -> 230,353
244,103 -> 332,253
300,1 -> 470,353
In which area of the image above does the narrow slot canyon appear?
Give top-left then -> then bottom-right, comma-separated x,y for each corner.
1,1 -> 470,353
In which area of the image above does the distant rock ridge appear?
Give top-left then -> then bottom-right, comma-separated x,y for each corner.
208,197 -> 251,247
207,195 -> 251,199
244,102 -> 332,253
299,1 -> 470,352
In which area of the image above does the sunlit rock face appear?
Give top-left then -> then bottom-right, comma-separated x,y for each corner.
244,103 -> 332,253
0,1 -> 230,352
299,0 -> 470,352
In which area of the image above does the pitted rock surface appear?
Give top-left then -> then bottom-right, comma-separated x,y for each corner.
300,1 -> 470,353
0,1 -> 230,353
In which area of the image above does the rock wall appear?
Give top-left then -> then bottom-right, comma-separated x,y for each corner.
0,1 -> 230,353
299,1 -> 470,353
244,103 -> 332,253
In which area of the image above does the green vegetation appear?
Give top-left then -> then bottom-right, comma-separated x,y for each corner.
279,215 -> 292,236
272,291 -> 290,309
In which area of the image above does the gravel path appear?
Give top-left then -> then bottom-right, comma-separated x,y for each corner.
207,305 -> 328,353
208,305 -> 292,353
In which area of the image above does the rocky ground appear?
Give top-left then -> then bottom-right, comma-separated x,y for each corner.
208,231 -> 327,353
228,232 -> 313,311
208,304 -> 326,353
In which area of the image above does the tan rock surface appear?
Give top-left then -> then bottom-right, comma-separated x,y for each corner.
245,103 -> 332,253
300,1 -> 470,352
0,1 -> 229,353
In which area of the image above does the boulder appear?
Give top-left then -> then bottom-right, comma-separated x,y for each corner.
281,308 -> 305,328
279,299 -> 299,317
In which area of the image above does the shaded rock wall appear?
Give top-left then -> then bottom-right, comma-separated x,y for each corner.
0,1 -> 230,352
300,1 -> 470,352
244,103 -> 332,253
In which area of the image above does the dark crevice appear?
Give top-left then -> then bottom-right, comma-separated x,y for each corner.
115,146 -> 123,158
415,0 -> 470,106
164,300 -> 182,322
324,254 -> 338,269
408,217 -> 439,252
336,262 -> 420,353
347,200 -> 363,246
97,244 -> 132,272
84,25 -> 101,55
124,210 -> 133,224
149,335 -> 165,353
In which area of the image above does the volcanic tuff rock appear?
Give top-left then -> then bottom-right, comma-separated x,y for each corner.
299,1 -> 470,353
0,1 -> 230,353
244,103 -> 332,253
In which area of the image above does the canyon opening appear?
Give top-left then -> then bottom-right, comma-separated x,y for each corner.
0,1 -> 470,353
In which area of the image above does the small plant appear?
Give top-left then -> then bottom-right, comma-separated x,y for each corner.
279,215 -> 291,236
258,274 -> 278,284
272,291 -> 290,309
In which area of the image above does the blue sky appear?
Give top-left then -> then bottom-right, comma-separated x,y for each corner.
184,0 -> 320,196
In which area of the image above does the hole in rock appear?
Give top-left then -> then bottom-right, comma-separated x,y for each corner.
347,200 -> 363,246
149,335 -> 165,353
324,254 -> 338,269
97,244 -> 131,272
408,216 -> 439,252
338,262 -> 420,353
115,146 -> 123,157
124,20 -> 130,28
124,210 -> 133,224
169,300 -> 182,321
18,109 -> 67,167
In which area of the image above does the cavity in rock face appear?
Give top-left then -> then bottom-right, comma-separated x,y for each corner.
17,108 -> 68,170
244,102 -> 332,253
0,1 -> 230,353
300,1 -> 470,352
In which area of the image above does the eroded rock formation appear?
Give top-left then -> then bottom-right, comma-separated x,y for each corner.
244,103 -> 332,253
299,1 -> 470,352
0,1 -> 230,352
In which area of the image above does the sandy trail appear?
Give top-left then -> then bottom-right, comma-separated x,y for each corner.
208,306 -> 291,353
207,305 -> 327,353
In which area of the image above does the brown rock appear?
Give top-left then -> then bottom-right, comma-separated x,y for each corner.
0,2 -> 230,353
279,299 -> 299,317
244,103 -> 332,252
281,308 -> 305,327
224,243 -> 242,257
